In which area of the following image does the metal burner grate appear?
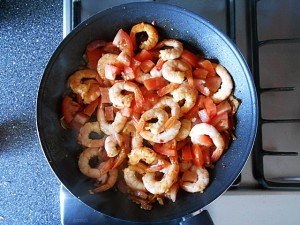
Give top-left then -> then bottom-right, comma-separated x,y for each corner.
249,0 -> 300,189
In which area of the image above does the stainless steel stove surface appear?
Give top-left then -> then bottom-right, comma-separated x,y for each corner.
61,0 -> 300,224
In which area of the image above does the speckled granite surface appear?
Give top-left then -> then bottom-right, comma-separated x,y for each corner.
0,0 -> 63,224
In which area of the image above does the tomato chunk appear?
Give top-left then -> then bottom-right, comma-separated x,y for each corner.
62,95 -> 81,124
144,77 -> 168,91
113,29 -> 133,52
181,49 -> 200,68
192,144 -> 204,167
153,139 -> 177,156
181,144 -> 193,161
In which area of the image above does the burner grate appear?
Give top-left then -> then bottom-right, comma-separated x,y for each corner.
249,0 -> 300,189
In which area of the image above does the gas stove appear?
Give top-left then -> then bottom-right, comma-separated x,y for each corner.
61,0 -> 300,224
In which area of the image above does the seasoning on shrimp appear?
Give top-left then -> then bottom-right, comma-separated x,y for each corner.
61,22 -> 240,210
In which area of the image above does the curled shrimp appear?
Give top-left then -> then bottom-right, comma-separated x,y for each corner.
97,53 -> 123,80
130,22 -> 159,50
124,163 -> 147,191
175,118 -> 192,141
68,69 -> 101,104
109,81 -> 144,108
189,123 -> 225,163
140,120 -> 181,143
137,108 -> 168,135
180,166 -> 209,193
162,59 -> 192,84
92,168 -> 118,192
104,133 -> 124,157
78,122 -> 105,148
142,162 -> 179,194
153,96 -> 180,129
97,107 -> 127,135
128,147 -> 157,165
211,64 -> 233,104
122,120 -> 143,149
78,147 -> 114,178
171,82 -> 198,114
156,39 -> 183,61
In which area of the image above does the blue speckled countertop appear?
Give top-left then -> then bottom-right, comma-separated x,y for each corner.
0,0 -> 62,224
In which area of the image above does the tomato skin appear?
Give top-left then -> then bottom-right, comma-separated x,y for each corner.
113,29 -> 133,52
144,77 -> 168,91
181,144 -> 193,161
82,99 -> 98,117
140,59 -> 155,73
192,144 -> 204,167
193,79 -> 211,96
193,68 -> 208,79
62,95 -> 81,124
153,139 -> 177,156
205,76 -> 222,93
135,49 -> 153,62
85,48 -> 104,70
209,112 -> 229,131
198,59 -> 216,75
181,49 -> 200,68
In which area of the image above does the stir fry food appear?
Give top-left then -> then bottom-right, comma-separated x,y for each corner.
61,22 -> 240,210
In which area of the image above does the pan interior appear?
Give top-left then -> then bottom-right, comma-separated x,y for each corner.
36,2 -> 257,222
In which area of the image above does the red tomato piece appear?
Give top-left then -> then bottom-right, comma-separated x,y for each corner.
205,76 -> 222,93
82,99 -> 98,117
117,49 -> 132,66
104,106 -> 115,121
181,49 -> 200,68
198,135 -> 214,147
123,66 -> 136,80
209,112 -> 229,131
193,68 -> 209,79
198,60 -> 216,75
203,97 -> 217,118
193,79 -> 211,96
144,77 -> 168,91
202,147 -> 212,166
192,144 -> 204,167
99,87 -> 111,104
135,49 -> 153,62
140,59 -> 155,73
113,29 -> 133,52
153,139 -> 177,157
70,112 -> 90,131
181,144 -> 193,161
216,100 -> 232,115
61,95 -> 81,124
85,48 -> 104,70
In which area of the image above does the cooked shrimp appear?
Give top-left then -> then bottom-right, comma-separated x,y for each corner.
140,120 -> 181,143
104,133 -> 124,157
97,108 -> 127,135
211,64 -> 233,104
109,81 -> 144,108
142,162 -> 179,194
180,166 -> 209,193
97,53 -> 123,80
156,39 -> 183,61
153,96 -> 180,129
78,122 -> 105,148
175,119 -> 192,141
122,120 -> 143,149
189,123 -> 225,163
128,147 -> 157,165
137,108 -> 168,135
162,59 -> 192,84
92,168 -> 118,192
130,22 -> 159,50
68,69 -> 101,104
124,164 -> 147,191
134,70 -> 151,84
171,82 -> 198,114
78,147 -> 113,178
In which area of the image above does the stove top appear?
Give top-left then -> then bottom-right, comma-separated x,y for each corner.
61,0 -> 300,224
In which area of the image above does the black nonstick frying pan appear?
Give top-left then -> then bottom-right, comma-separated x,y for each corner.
36,2 -> 258,224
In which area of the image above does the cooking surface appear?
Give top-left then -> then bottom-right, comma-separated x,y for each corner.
0,0 -> 300,224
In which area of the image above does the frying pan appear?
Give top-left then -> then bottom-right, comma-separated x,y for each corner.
36,2 -> 258,224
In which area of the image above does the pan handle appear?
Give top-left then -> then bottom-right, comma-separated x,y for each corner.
179,210 -> 214,225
